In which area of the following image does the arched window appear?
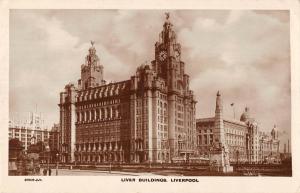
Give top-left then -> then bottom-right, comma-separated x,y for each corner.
96,109 -> 100,120
145,153 -> 148,161
117,105 -> 121,118
91,110 -> 94,121
101,108 -> 105,119
88,111 -> 92,121
85,111 -> 88,121
112,106 -> 116,118
81,112 -> 85,122
107,107 -> 111,119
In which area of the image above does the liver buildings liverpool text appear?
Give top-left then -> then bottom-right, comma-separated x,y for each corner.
59,15 -> 197,163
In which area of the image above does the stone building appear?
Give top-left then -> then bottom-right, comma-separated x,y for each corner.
196,92 -> 280,164
49,123 -> 60,152
259,127 -> 280,163
9,112 -> 50,151
59,15 -> 197,164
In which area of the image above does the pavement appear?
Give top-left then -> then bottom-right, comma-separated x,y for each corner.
42,169 -> 159,176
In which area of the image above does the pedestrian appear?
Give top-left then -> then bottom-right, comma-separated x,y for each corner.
35,167 -> 40,175
48,168 -> 52,176
43,168 -> 47,176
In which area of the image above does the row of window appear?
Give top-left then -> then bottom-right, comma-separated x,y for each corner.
77,99 -> 121,109
157,131 -> 168,139
175,126 -> 184,133
198,129 -> 213,133
136,123 -> 148,131
77,84 -> 127,101
76,106 -> 121,122
136,108 -> 148,115
136,99 -> 147,107
225,128 -> 245,136
198,135 -> 214,145
77,135 -> 121,141
158,100 -> 167,108
227,140 -> 245,146
78,129 -> 121,136
197,123 -> 214,128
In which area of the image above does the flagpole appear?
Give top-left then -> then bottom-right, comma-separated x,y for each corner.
234,106 -> 235,119
231,103 -> 235,119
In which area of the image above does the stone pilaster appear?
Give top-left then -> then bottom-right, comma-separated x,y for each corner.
168,94 -> 176,159
147,89 -> 153,162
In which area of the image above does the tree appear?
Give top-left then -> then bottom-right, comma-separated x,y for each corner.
9,138 -> 24,159
27,141 -> 45,154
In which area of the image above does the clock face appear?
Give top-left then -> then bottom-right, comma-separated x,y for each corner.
159,50 -> 167,61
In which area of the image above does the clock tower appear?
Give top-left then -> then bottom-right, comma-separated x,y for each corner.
151,13 -> 197,160
79,41 -> 105,90
152,13 -> 184,90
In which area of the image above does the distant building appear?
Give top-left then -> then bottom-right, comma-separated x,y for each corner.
280,140 -> 291,164
49,124 -> 60,152
59,14 -> 197,164
9,112 -> 50,151
259,128 -> 281,163
196,92 -> 280,164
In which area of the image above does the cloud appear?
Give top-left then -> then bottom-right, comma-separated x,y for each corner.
10,11 -> 84,128
179,10 -> 290,145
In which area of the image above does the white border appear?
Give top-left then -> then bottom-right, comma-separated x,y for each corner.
1,0 -> 300,193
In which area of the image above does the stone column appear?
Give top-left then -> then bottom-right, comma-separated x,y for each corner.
69,86 -> 77,163
214,91 -> 225,146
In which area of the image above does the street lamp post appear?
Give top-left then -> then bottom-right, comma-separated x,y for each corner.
109,154 -> 112,174
47,154 -> 50,169
108,153 -> 112,173
56,153 -> 59,176
44,144 -> 50,175
236,150 -> 239,165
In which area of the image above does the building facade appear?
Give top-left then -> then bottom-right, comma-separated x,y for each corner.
197,92 -> 280,164
9,112 -> 50,151
59,15 -> 197,164
49,123 -> 60,152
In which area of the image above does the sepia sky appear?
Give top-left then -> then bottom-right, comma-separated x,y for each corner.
9,10 -> 290,144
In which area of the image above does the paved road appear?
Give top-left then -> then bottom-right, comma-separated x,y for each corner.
52,169 -> 158,176
38,168 -> 205,176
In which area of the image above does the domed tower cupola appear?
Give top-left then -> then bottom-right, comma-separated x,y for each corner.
79,41 -> 105,90
153,13 -> 182,82
86,41 -> 99,66
240,107 -> 250,122
161,13 -> 177,45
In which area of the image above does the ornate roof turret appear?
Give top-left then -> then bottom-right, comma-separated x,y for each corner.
163,12 -> 172,30
159,12 -> 177,45
80,41 -> 105,90
240,107 -> 250,122
86,41 -> 100,66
